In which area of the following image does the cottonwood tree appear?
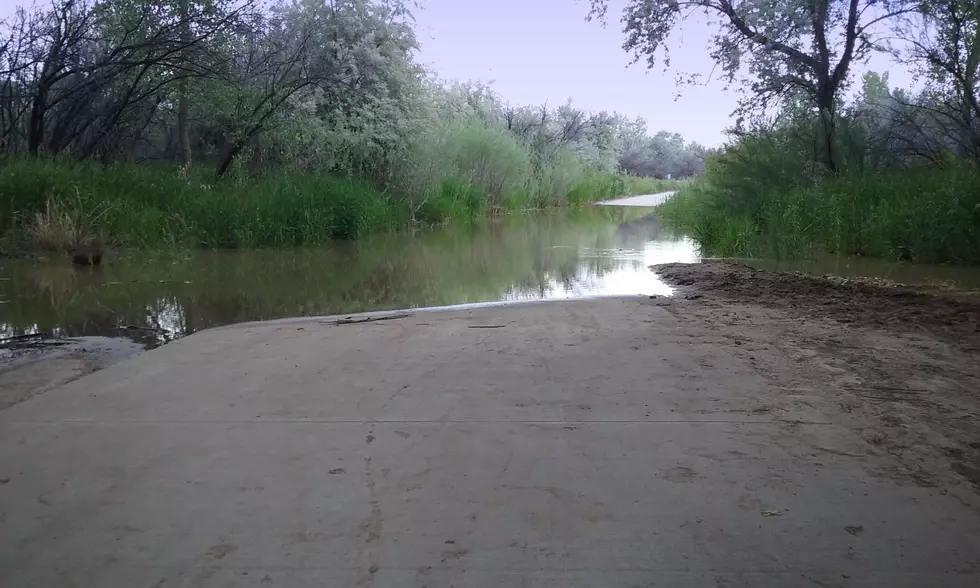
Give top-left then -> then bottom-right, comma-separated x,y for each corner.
210,0 -> 419,177
588,0 -> 919,172
843,71 -> 954,167
0,0 -> 242,158
898,0 -> 980,161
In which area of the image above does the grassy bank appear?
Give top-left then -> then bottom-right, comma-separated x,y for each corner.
659,165 -> 980,265
0,159 -> 680,251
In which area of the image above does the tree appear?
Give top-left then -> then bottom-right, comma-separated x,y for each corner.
0,0 -> 242,158
175,0 -> 192,167
588,0 -> 918,172
899,0 -> 980,161
211,0 -> 420,177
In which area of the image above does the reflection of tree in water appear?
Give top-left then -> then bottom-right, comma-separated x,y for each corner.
1,264 -> 177,348
504,211 -> 672,298
1,208 -> 689,343
615,212 -> 676,246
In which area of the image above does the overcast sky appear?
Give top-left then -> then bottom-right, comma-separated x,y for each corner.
415,0 -> 916,148
414,0 -> 741,147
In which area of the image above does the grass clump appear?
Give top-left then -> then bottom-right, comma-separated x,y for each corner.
29,197 -> 109,262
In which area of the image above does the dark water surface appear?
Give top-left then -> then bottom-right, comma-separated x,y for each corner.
6,205 -> 979,351
1,207 -> 697,348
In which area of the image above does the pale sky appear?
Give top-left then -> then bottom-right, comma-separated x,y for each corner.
414,0 -> 915,148
414,0 -> 740,147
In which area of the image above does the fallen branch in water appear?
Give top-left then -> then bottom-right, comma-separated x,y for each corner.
118,325 -> 169,333
0,332 -> 54,344
323,313 -> 414,326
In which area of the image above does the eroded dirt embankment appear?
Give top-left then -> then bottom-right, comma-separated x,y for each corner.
654,261 -> 980,492
655,261 -> 980,347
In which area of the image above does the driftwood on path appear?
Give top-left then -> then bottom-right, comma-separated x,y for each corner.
322,313 -> 415,326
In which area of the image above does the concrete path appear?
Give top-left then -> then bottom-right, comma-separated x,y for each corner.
597,191 -> 676,207
1,299 -> 978,587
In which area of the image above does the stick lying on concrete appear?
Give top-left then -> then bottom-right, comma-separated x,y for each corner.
322,313 -> 415,326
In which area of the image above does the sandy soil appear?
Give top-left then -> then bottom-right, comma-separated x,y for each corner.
655,261 -> 980,491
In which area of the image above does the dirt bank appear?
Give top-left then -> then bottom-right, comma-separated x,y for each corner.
655,261 -> 980,347
654,261 -> 980,491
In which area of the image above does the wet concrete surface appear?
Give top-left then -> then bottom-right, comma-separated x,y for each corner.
1,298 -> 978,587
0,335 -> 146,410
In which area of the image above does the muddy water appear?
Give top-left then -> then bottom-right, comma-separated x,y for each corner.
0,207 -> 697,348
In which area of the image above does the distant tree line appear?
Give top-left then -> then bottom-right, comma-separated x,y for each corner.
0,0 -> 709,183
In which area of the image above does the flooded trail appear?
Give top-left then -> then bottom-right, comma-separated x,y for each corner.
0,207 -> 697,347
596,190 -> 677,207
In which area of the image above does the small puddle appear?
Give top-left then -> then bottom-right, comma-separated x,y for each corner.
1,207 -> 698,347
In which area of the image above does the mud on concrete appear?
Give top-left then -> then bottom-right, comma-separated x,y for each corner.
654,261 -> 980,492
0,335 -> 144,410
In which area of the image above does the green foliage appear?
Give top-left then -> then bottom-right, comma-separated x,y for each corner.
0,155 -> 675,251
400,118 -> 532,210
0,159 -> 406,249
622,175 -> 687,195
0,0 -> 709,253
416,180 -> 487,223
659,164 -> 980,264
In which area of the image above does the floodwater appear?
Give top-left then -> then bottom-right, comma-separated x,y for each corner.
6,203 -> 980,352
0,207 -> 698,348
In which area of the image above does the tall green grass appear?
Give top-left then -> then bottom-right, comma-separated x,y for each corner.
659,165 -> 980,264
397,118 -> 683,215
0,154 -> 676,251
0,159 -> 405,249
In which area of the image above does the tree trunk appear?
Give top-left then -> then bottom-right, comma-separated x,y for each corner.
28,95 -> 45,155
175,0 -> 192,167
816,83 -> 838,174
818,107 -> 837,173
176,78 -> 191,166
216,141 -> 244,178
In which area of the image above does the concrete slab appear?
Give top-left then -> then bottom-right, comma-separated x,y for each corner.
1,299 -> 978,587
596,191 -> 677,207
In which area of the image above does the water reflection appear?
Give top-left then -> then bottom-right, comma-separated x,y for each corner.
1,208 -> 697,347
